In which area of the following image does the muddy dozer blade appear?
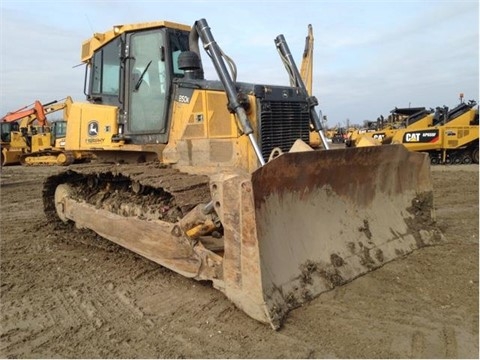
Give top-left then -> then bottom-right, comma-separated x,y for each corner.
214,144 -> 443,329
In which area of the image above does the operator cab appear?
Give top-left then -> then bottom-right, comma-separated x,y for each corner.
1,122 -> 18,143
84,25 -> 191,144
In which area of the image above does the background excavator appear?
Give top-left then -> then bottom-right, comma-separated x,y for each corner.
42,18 -> 442,329
0,98 -> 90,166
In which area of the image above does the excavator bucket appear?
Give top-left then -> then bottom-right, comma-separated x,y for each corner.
210,144 -> 443,329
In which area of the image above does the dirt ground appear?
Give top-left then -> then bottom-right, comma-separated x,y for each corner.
0,163 -> 478,359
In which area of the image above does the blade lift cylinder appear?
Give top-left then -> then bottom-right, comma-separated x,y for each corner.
274,34 -> 330,150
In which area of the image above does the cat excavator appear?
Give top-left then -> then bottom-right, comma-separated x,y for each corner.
43,19 -> 442,329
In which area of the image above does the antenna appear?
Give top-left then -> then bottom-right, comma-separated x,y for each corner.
85,14 -> 94,33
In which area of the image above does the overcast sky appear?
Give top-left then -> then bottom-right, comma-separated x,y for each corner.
0,0 -> 478,127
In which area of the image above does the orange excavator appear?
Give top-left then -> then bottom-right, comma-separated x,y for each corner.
2,100 -> 49,124
1,97 -> 90,166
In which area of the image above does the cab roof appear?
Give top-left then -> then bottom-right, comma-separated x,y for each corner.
81,21 -> 191,62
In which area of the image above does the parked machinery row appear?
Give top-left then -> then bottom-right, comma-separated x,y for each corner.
1,97 -> 91,166
346,96 -> 479,165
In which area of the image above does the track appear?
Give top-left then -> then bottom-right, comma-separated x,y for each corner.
428,146 -> 479,165
43,162 -> 212,225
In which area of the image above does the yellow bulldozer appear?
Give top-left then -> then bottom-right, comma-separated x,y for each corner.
43,19 -> 442,329
1,97 -> 91,166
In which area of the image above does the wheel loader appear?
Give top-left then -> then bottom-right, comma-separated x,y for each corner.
42,18 -> 443,329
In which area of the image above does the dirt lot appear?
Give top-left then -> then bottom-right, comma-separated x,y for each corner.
0,163 -> 478,358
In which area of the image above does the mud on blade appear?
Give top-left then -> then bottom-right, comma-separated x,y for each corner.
250,144 -> 443,328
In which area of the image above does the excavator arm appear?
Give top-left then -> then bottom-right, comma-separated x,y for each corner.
2,100 -> 47,126
1,97 -> 73,128
300,24 -> 314,96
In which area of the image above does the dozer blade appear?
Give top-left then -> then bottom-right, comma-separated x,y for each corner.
1,147 -> 22,166
48,145 -> 444,330
211,144 -> 443,329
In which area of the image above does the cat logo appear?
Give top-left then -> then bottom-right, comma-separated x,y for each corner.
403,130 -> 439,143
88,121 -> 99,136
373,133 -> 385,140
405,133 -> 421,142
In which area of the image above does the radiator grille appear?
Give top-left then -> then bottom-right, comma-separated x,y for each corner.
258,100 -> 310,161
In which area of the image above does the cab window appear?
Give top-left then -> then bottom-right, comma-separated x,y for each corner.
91,37 -> 122,96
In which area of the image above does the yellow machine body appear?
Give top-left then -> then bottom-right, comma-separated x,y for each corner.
1,97 -> 90,166
64,90 -> 260,172
389,103 -> 479,164
43,19 -> 443,329
346,102 -> 478,164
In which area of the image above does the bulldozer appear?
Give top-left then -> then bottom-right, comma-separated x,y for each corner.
42,19 -> 442,329
1,98 -> 91,166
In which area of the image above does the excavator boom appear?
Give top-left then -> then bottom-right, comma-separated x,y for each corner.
300,24 -> 314,96
2,100 -> 51,126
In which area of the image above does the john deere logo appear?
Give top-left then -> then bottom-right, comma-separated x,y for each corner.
88,121 -> 99,136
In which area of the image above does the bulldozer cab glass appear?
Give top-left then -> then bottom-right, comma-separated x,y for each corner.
87,27 -> 190,143
52,121 -> 67,145
1,122 -> 15,142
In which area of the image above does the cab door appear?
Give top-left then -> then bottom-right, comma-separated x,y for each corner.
125,29 -> 169,142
